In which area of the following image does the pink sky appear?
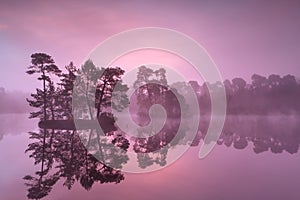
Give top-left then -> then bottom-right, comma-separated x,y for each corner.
0,0 -> 300,92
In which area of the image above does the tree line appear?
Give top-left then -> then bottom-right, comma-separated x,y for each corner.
172,75 -> 300,116
24,52 -> 300,199
25,53 -> 300,122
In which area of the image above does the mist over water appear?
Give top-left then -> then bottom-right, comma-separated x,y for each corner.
0,89 -> 31,114
1,113 -> 300,199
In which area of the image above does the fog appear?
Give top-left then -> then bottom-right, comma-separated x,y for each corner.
0,87 -> 31,113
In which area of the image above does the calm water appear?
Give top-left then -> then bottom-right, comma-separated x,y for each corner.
1,114 -> 300,200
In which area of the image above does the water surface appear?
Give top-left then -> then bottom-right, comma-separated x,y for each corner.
0,114 -> 299,200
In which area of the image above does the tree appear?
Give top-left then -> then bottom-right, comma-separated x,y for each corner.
57,62 -> 78,119
95,67 -> 128,118
25,53 -> 62,200
26,53 -> 61,120
133,66 -> 170,121
73,60 -> 102,120
232,78 -> 246,91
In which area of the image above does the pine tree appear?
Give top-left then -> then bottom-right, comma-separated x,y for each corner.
57,62 -> 78,119
95,67 -> 128,118
26,53 -> 61,120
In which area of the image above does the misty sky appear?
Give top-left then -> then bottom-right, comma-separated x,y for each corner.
0,0 -> 300,92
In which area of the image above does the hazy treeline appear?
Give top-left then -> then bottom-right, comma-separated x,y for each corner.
0,87 -> 31,113
170,75 -> 300,116
186,74 -> 300,115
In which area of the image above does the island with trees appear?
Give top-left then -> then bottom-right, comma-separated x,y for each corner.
23,52 -> 300,199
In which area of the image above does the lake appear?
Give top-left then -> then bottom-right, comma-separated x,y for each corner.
0,114 -> 300,200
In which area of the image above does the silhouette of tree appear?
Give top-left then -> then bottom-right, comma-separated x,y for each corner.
95,67 -> 128,118
26,53 -> 61,120
73,60 -> 100,120
170,82 -> 193,116
57,62 -> 78,119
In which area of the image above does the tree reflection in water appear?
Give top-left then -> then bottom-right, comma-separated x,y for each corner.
24,115 -> 300,199
23,128 -> 127,199
193,115 -> 300,154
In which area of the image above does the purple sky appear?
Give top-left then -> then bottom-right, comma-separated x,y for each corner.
0,0 -> 300,92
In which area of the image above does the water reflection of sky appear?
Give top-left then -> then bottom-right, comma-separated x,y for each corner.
1,114 -> 300,200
